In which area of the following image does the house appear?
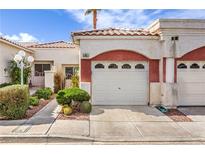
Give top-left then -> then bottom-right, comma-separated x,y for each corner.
72,19 -> 205,107
0,37 -> 34,83
27,41 -> 79,87
1,19 -> 205,107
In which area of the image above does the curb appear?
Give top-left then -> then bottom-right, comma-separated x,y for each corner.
0,135 -> 205,143
0,135 -> 94,143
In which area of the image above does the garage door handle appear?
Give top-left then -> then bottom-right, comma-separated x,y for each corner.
118,87 -> 121,90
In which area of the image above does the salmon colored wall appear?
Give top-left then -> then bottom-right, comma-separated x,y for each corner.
92,50 -> 148,61
175,46 -> 205,82
81,50 -> 159,82
81,59 -> 91,82
149,60 -> 160,82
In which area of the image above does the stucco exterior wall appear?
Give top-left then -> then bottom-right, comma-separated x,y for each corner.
0,41 -> 33,83
30,47 -> 79,86
148,19 -> 205,58
31,47 -> 79,73
79,37 -> 161,59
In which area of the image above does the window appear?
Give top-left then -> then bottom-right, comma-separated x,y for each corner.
203,64 -> 205,69
135,64 -> 145,69
122,64 -> 131,69
177,63 -> 187,69
65,67 -> 79,79
190,63 -> 200,69
108,63 -> 118,69
95,63 -> 104,69
35,64 -> 51,76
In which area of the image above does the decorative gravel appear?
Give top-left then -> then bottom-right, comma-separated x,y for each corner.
57,112 -> 89,121
164,109 -> 192,122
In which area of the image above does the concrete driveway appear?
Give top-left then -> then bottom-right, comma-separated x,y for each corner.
90,106 -> 193,141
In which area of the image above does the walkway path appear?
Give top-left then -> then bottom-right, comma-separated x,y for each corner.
1,102 -> 205,144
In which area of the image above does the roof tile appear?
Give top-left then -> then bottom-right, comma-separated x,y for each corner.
72,28 -> 158,36
28,41 -> 76,48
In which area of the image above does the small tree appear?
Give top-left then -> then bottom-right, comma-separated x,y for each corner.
71,74 -> 79,88
8,60 -> 31,84
54,73 -> 62,93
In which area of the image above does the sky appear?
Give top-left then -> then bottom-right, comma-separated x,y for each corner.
0,9 -> 205,42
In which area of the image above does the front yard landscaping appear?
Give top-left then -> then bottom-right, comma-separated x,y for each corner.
56,87 -> 92,120
0,85 -> 54,120
25,93 -> 55,119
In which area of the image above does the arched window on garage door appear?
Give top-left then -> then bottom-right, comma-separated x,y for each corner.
202,64 -> 205,69
190,63 -> 200,69
135,64 -> 145,69
108,63 -> 118,69
177,63 -> 187,69
122,64 -> 131,69
95,63 -> 105,69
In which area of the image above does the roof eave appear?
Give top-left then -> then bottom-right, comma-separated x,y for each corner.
0,38 -> 34,54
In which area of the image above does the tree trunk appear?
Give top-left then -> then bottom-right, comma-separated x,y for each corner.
93,10 -> 97,29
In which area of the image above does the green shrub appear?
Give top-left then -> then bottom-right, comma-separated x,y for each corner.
8,60 -> 31,84
71,74 -> 79,88
35,87 -> 52,100
0,82 -> 13,88
29,96 -> 39,106
0,85 -> 29,119
56,87 -> 90,105
80,101 -> 92,113
56,90 -> 71,105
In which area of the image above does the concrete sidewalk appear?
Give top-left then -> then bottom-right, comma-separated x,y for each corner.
1,104 -> 205,143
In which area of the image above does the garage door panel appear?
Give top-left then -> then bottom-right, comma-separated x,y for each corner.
178,72 -> 205,82
92,61 -> 148,105
177,61 -> 205,106
178,83 -> 205,94
179,95 -> 205,106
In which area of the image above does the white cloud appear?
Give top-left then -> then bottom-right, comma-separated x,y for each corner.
1,32 -> 38,42
66,9 -> 205,29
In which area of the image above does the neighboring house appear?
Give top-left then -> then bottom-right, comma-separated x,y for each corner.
27,41 -> 79,87
0,37 -> 34,83
72,19 -> 205,107
0,38 -> 79,88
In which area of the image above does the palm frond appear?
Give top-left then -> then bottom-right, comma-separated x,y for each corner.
84,9 -> 93,15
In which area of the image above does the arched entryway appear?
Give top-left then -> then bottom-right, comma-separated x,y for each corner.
80,50 -> 159,105
176,46 -> 205,106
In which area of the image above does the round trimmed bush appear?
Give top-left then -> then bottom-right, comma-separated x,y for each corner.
63,105 -> 72,115
56,90 -> 71,105
35,87 -> 52,100
29,96 -> 39,106
0,85 -> 29,119
80,101 -> 92,113
56,87 -> 90,106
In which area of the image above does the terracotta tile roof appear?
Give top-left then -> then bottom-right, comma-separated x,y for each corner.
72,28 -> 158,36
28,41 -> 76,48
0,36 -> 34,53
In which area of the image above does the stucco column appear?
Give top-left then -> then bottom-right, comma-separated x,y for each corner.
166,58 -> 175,83
44,70 -> 55,92
162,57 -> 177,108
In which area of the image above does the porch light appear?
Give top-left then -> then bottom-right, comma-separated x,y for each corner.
13,50 -> 34,85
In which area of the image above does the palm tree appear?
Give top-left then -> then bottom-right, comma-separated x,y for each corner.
84,9 -> 101,29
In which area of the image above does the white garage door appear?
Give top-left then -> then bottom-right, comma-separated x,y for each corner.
177,61 -> 205,106
92,61 -> 149,105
